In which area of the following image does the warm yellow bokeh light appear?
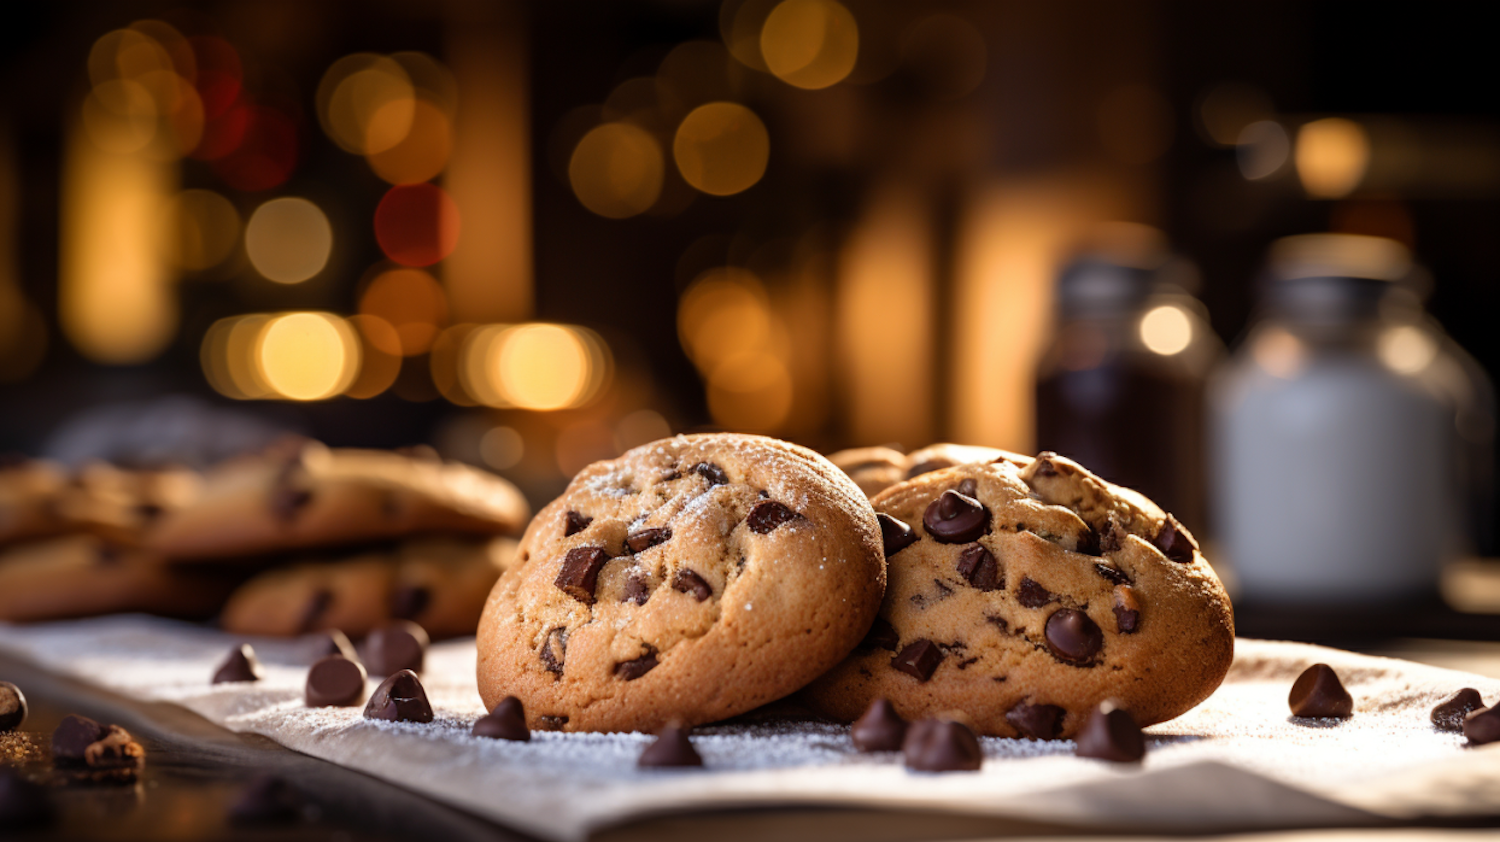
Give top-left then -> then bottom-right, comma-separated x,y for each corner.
673,103 -> 769,196
81,80 -> 158,155
367,98 -> 452,185
344,314 -> 403,399
1139,305 -> 1193,356
677,267 -> 773,368
245,198 -> 333,284
480,426 -> 525,470
318,54 -> 415,156
760,0 -> 859,90
201,314 -> 272,399
707,353 -> 794,432
568,122 -> 664,219
491,324 -> 590,410
256,312 -> 359,401
1296,117 -> 1370,199
1378,325 -> 1438,376
358,267 -> 448,355
165,189 -> 240,271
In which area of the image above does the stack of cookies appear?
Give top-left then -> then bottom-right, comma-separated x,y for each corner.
475,433 -> 1234,739
146,440 -> 530,639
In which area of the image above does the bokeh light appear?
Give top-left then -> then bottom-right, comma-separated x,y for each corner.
201,314 -> 272,399
707,353 -> 794,432
374,183 -> 460,266
367,98 -> 452,185
615,409 -> 673,452
212,106 -> 298,191
1378,325 -> 1438,376
83,24 -> 207,162
1139,305 -> 1193,356
901,14 -> 988,101
656,41 -> 743,116
1237,120 -> 1291,180
343,314 -> 403,399
761,0 -> 859,90
480,426 -> 525,470
673,103 -> 769,196
245,197 -> 333,284
429,323 -> 480,407
164,189 -> 240,271
677,267 -> 776,368
1296,117 -> 1370,199
721,0 -> 780,72
189,36 -> 242,121
568,123 -> 664,219
318,54 -> 415,156
358,267 -> 449,355
461,323 -> 612,411
256,312 -> 360,401
81,80 -> 158,155
1197,82 -> 1274,147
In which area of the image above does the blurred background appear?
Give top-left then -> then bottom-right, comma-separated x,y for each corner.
2,1 -> 1498,605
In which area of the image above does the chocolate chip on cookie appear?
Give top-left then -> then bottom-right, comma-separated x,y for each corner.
746,499 -> 799,534
672,569 -> 712,601
564,510 -> 593,536
1044,609 -> 1103,664
555,547 -> 610,605
923,490 -> 989,543
877,513 -> 918,557
626,527 -> 671,553
892,639 -> 944,681
956,545 -> 1002,591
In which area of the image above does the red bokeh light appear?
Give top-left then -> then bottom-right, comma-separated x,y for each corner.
373,184 -> 461,267
212,106 -> 299,191
189,36 -> 242,120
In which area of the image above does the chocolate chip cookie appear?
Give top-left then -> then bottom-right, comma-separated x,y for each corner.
801,451 -> 1233,739
828,443 -> 1028,499
476,433 -> 885,733
146,442 -> 529,560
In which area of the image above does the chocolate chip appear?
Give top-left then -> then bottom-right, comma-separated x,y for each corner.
536,714 -> 569,731
269,485 -> 312,522
902,719 -> 982,772
0,681 -> 25,732
673,569 -> 712,601
1152,513 -> 1197,563
228,775 -> 304,825
693,462 -> 729,486
1032,455 -> 1059,477
390,585 -> 431,621
615,649 -> 660,681
564,510 -> 593,536
557,546 -> 610,604
876,513 -> 919,558
1075,702 -> 1145,762
851,698 -> 908,752
955,478 -> 978,497
892,639 -> 944,681
1045,609 -> 1103,664
626,527 -> 672,553
305,656 -> 368,707
212,644 -> 264,684
540,627 -> 568,676
0,768 -> 53,827
986,614 -> 1009,633
1094,563 -> 1131,585
312,629 -> 359,662
1288,664 -> 1354,719
622,573 -> 652,605
1006,701 -> 1064,740
956,545 -> 1002,591
905,460 -> 945,478
1113,587 -> 1140,634
52,714 -> 108,763
638,721 -> 703,768
363,621 -> 429,676
1432,688 -> 1486,733
1464,706 -> 1500,745
860,617 -> 900,651
747,499 -> 799,534
1098,519 -> 1127,553
473,696 -> 530,741
922,490 -> 990,544
1075,528 -> 1102,556
1016,577 -> 1054,607
364,670 -> 434,723
296,589 -> 332,634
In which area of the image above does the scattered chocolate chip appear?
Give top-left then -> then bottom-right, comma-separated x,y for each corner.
229,775 -> 304,825
540,627 -> 568,676
1006,701 -> 1064,740
922,490 -> 990,544
1152,514 -> 1197,563
564,510 -> 593,536
52,715 -> 108,763
1113,587 -> 1141,634
363,621 -> 429,676
1032,455 -> 1060,477
555,546 -> 611,605
1098,518 -> 1127,553
1094,563 -> 1131,585
673,569 -> 712,601
851,698 -> 908,752
985,614 -> 1009,633
955,478 -> 978,497
269,484 -> 312,522
296,589 -> 332,634
312,629 -> 359,662
902,719 -> 982,772
1075,703 -> 1145,762
1288,664 -> 1354,719
212,644 -> 264,684
906,460 -> 945,479
364,670 -> 434,723
1464,706 -> 1500,745
1045,609 -> 1103,664
0,681 -> 25,731
473,696 -> 530,741
693,462 -> 729,486
615,649 -> 660,681
1075,528 -> 1102,556
305,656 -> 368,707
876,513 -> 919,557
536,715 -> 569,731
892,639 -> 944,682
1433,688 -> 1486,733
626,527 -> 672,553
390,585 -> 431,621
860,617 -> 900,651
0,768 -> 53,827
747,499 -> 799,534
638,721 -> 703,768
956,544 -> 1002,591
1016,577 -> 1054,608
622,573 -> 652,605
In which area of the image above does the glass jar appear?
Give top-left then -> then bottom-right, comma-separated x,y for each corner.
1210,234 -> 1493,606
